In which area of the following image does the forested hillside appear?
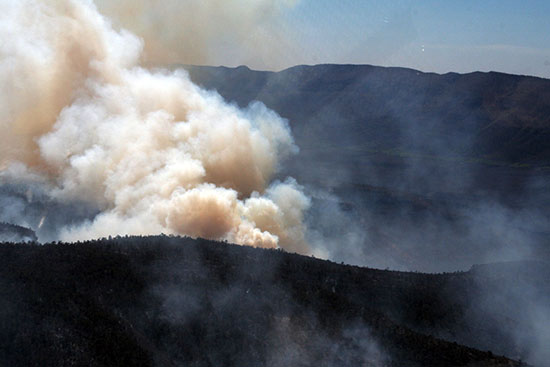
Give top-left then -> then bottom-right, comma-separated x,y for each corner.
0,236 -> 533,366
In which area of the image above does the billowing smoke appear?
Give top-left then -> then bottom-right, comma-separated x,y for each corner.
94,0 -> 300,70
0,0 -> 310,253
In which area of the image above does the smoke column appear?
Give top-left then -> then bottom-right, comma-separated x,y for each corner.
0,0 -> 310,253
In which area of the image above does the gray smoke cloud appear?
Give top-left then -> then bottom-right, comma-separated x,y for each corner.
0,0 -> 310,253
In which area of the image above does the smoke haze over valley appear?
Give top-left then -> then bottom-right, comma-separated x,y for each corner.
0,0 -> 549,366
183,64 -> 550,272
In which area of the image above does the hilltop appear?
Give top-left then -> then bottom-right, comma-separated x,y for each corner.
0,222 -> 37,243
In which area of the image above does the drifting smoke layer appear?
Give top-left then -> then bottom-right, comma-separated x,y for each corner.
95,0 -> 300,69
0,0 -> 310,253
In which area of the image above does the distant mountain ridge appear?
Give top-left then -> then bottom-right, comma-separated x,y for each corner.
181,63 -> 550,272
184,64 -> 550,168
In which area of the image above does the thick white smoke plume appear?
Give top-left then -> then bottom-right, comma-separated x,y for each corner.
0,0 -> 310,253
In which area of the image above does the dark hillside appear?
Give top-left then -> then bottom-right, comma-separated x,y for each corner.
0,222 -> 37,242
0,237 -> 529,367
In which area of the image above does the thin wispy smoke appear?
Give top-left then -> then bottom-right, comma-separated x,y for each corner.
95,0 -> 301,70
0,0 -> 309,253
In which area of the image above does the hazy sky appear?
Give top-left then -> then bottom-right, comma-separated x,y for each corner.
281,0 -> 550,78
98,0 -> 550,78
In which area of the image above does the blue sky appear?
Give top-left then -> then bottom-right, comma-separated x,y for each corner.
281,0 -> 550,78
97,0 -> 550,78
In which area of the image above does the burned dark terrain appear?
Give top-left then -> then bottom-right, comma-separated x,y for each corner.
0,237 -> 537,366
